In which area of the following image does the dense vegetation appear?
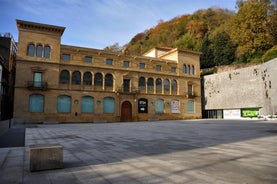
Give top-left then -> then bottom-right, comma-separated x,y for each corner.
104,0 -> 277,69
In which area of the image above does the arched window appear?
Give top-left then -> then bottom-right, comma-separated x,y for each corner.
27,43 -> 35,56
183,64 -> 187,74
192,65 -> 195,75
81,96 -> 94,113
72,71 -> 81,85
57,95 -> 71,113
29,94 -> 44,112
156,78 -> 162,90
188,65 -> 191,75
94,73 -> 103,86
187,100 -> 195,113
103,97 -> 115,113
44,45 -> 50,58
139,77 -> 146,88
147,78 -> 154,90
164,79 -> 170,91
83,72 -> 92,85
36,45 -> 43,57
155,99 -> 164,113
105,73 -> 113,87
59,70 -> 69,84
171,79 -> 177,91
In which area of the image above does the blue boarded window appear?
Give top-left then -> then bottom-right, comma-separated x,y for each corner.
103,97 -> 115,113
29,94 -> 44,112
187,100 -> 194,113
155,99 -> 164,113
81,96 -> 94,113
57,95 -> 71,113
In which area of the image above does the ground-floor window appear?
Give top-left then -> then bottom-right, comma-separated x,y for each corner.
103,97 -> 115,113
155,99 -> 164,113
81,96 -> 94,113
57,95 -> 71,113
29,94 -> 44,112
187,100 -> 194,113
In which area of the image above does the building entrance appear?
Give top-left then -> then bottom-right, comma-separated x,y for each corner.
121,101 -> 132,122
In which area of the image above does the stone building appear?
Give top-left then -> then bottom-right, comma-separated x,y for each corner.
13,20 -> 201,123
202,58 -> 277,119
0,33 -> 17,120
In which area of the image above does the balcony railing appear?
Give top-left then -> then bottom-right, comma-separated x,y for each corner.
116,88 -> 140,94
26,81 -> 48,90
186,92 -> 197,98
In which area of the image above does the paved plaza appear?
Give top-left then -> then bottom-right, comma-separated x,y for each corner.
0,119 -> 277,183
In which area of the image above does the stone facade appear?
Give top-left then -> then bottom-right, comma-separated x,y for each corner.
13,20 -> 201,123
202,58 -> 277,118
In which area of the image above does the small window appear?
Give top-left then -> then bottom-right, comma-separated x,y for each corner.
83,72 -> 92,85
188,65 -> 191,75
62,54 -> 70,61
156,65 -> 161,71
192,65 -> 195,75
85,56 -> 92,62
139,77 -> 146,88
27,44 -> 35,56
171,67 -> 176,73
106,59 -> 113,65
187,100 -> 195,113
72,71 -> 81,85
36,45 -> 43,57
44,46 -> 50,58
164,79 -> 170,91
123,61 -> 130,67
94,73 -> 103,86
183,64 -> 187,74
156,78 -> 162,90
105,74 -> 113,87
139,63 -> 145,69
188,84 -> 193,96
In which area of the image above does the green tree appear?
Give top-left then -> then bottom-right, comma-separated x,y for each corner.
200,32 -> 215,68
213,31 -> 236,66
230,0 -> 275,60
174,33 -> 200,51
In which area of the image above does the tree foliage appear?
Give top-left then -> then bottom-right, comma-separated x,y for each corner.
116,0 -> 277,69
229,0 -> 275,60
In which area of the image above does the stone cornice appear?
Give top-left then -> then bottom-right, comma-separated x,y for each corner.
16,19 -> 65,36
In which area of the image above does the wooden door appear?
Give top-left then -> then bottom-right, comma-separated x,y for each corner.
121,101 -> 132,122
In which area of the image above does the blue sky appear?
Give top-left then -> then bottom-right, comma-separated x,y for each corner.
1,0 -> 237,49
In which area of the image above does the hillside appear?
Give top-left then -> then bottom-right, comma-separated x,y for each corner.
116,0 -> 276,69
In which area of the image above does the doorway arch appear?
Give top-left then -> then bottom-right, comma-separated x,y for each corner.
121,101 -> 132,122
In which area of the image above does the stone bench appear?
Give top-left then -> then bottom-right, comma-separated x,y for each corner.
29,144 -> 63,172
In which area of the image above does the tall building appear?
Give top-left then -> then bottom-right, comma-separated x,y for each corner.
13,20 -> 201,123
202,58 -> 277,119
0,33 -> 17,120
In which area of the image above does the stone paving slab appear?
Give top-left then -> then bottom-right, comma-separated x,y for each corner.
0,119 -> 277,183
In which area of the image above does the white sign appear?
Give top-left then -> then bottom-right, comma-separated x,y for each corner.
171,100 -> 180,113
223,109 -> 241,119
